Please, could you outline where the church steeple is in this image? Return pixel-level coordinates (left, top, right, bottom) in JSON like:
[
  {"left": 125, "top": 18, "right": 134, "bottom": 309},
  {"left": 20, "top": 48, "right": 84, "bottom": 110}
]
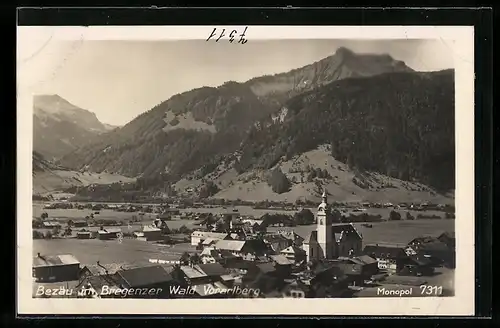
[{"left": 315, "top": 188, "right": 333, "bottom": 260}]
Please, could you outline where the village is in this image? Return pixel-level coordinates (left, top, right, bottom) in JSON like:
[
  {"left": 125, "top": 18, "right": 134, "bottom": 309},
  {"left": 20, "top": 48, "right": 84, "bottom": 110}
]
[{"left": 32, "top": 191, "right": 456, "bottom": 299}]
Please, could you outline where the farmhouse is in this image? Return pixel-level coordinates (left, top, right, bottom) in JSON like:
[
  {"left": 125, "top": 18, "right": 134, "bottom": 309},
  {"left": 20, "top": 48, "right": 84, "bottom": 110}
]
[
  {"left": 73, "top": 220, "right": 88, "bottom": 228},
  {"left": 362, "top": 244, "right": 408, "bottom": 273},
  {"left": 97, "top": 227, "right": 122, "bottom": 240},
  {"left": 33, "top": 253, "right": 81, "bottom": 282},
  {"left": 200, "top": 247, "right": 240, "bottom": 265},
  {"left": 437, "top": 231, "right": 455, "bottom": 249},
  {"left": 114, "top": 265, "right": 174, "bottom": 298},
  {"left": 212, "top": 239, "right": 268, "bottom": 260},
  {"left": 280, "top": 245, "right": 307, "bottom": 263},
  {"left": 263, "top": 234, "right": 292, "bottom": 253},
  {"left": 277, "top": 230, "right": 305, "bottom": 246},
  {"left": 42, "top": 221, "right": 61, "bottom": 229},
  {"left": 190, "top": 231, "right": 231, "bottom": 246},
  {"left": 134, "top": 225, "right": 162, "bottom": 241},
  {"left": 76, "top": 230, "right": 92, "bottom": 239}
]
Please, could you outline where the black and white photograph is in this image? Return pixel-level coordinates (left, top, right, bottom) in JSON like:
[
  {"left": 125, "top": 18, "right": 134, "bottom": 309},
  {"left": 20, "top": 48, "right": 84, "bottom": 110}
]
[{"left": 17, "top": 25, "right": 475, "bottom": 316}]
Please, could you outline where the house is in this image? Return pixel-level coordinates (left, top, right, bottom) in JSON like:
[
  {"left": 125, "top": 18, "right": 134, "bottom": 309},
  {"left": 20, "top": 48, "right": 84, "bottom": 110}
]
[
  {"left": 408, "top": 234, "right": 455, "bottom": 268},
  {"left": 362, "top": 244, "right": 409, "bottom": 273},
  {"left": 33, "top": 253, "right": 81, "bottom": 282},
  {"left": 76, "top": 231, "right": 92, "bottom": 239},
  {"left": 354, "top": 255, "right": 379, "bottom": 276},
  {"left": 243, "top": 270, "right": 286, "bottom": 298},
  {"left": 241, "top": 219, "right": 266, "bottom": 233},
  {"left": 97, "top": 227, "right": 122, "bottom": 240},
  {"left": 153, "top": 219, "right": 171, "bottom": 234},
  {"left": 277, "top": 230, "right": 305, "bottom": 246},
  {"left": 201, "top": 238, "right": 218, "bottom": 247},
  {"left": 176, "top": 263, "right": 228, "bottom": 287},
  {"left": 157, "top": 208, "right": 181, "bottom": 220},
  {"left": 42, "top": 221, "right": 61, "bottom": 229},
  {"left": 79, "top": 262, "right": 126, "bottom": 278},
  {"left": 269, "top": 255, "right": 293, "bottom": 277},
  {"left": 399, "top": 255, "right": 435, "bottom": 276},
  {"left": 334, "top": 255, "right": 380, "bottom": 284},
  {"left": 309, "top": 261, "right": 351, "bottom": 297},
  {"left": 280, "top": 245, "right": 307, "bottom": 263},
  {"left": 134, "top": 225, "right": 162, "bottom": 241},
  {"left": 302, "top": 191, "right": 363, "bottom": 262},
  {"left": 437, "top": 231, "right": 455, "bottom": 249},
  {"left": 200, "top": 247, "right": 241, "bottom": 265},
  {"left": 263, "top": 234, "right": 293, "bottom": 253},
  {"left": 415, "top": 241, "right": 456, "bottom": 268},
  {"left": 76, "top": 273, "right": 123, "bottom": 298},
  {"left": 115, "top": 265, "right": 175, "bottom": 298},
  {"left": 212, "top": 239, "right": 269, "bottom": 260},
  {"left": 190, "top": 231, "right": 231, "bottom": 246},
  {"left": 73, "top": 220, "right": 88, "bottom": 228}
]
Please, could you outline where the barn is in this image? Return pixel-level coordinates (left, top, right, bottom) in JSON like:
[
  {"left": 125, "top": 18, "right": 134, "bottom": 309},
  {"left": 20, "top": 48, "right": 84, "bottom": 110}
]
[{"left": 33, "top": 253, "right": 81, "bottom": 282}]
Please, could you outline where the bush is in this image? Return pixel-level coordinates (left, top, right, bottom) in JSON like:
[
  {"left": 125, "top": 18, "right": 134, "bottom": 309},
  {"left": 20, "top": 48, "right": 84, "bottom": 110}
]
[
  {"left": 389, "top": 210, "right": 401, "bottom": 221},
  {"left": 178, "top": 225, "right": 192, "bottom": 234},
  {"left": 293, "top": 209, "right": 315, "bottom": 225}
]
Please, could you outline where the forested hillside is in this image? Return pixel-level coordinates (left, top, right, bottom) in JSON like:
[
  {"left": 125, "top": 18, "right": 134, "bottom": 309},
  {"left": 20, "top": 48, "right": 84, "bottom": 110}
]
[
  {"left": 236, "top": 69, "right": 455, "bottom": 192},
  {"left": 57, "top": 49, "right": 453, "bottom": 197}
]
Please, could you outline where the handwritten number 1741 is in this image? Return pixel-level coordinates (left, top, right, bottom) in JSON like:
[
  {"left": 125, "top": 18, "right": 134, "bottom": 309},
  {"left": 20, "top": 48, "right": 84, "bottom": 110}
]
[{"left": 207, "top": 27, "right": 248, "bottom": 44}]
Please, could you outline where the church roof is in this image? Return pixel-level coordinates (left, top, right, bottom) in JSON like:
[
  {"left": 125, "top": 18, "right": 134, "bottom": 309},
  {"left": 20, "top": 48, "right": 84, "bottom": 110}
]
[
  {"left": 303, "top": 231, "right": 317, "bottom": 244},
  {"left": 303, "top": 223, "right": 362, "bottom": 244}
]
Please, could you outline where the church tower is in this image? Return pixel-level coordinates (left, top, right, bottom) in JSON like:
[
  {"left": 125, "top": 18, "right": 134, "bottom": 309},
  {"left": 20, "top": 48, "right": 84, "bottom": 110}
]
[{"left": 316, "top": 190, "right": 334, "bottom": 259}]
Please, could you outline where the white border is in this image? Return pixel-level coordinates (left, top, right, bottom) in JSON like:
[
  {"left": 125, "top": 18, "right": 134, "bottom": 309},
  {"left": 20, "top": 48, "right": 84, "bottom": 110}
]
[{"left": 17, "top": 26, "right": 475, "bottom": 316}]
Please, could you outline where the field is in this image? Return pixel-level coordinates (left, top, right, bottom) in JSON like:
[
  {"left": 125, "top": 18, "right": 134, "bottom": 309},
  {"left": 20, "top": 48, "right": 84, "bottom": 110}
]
[
  {"left": 268, "top": 219, "right": 455, "bottom": 246},
  {"left": 33, "top": 238, "right": 197, "bottom": 268},
  {"left": 33, "top": 203, "right": 446, "bottom": 222}
]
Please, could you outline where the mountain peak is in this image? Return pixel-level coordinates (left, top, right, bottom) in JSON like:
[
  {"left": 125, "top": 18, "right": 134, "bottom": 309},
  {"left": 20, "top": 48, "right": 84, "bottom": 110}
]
[{"left": 335, "top": 46, "right": 355, "bottom": 57}]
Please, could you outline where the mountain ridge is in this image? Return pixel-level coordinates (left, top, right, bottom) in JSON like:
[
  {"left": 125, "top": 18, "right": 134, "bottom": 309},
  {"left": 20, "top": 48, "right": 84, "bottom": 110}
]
[
  {"left": 33, "top": 94, "right": 117, "bottom": 160},
  {"left": 56, "top": 48, "right": 454, "bottom": 202}
]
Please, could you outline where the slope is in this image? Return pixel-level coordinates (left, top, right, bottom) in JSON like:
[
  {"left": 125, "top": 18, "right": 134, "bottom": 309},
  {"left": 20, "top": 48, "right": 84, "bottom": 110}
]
[
  {"left": 236, "top": 69, "right": 455, "bottom": 193},
  {"left": 58, "top": 48, "right": 415, "bottom": 183},
  {"left": 174, "top": 145, "right": 453, "bottom": 204},
  {"left": 32, "top": 151, "right": 135, "bottom": 195},
  {"left": 33, "top": 95, "right": 116, "bottom": 160}
]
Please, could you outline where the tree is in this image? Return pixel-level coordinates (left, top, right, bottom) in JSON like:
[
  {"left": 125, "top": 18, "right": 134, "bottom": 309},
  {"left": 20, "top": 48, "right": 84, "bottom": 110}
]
[
  {"left": 293, "top": 208, "right": 315, "bottom": 225},
  {"left": 389, "top": 210, "right": 402, "bottom": 221},
  {"left": 52, "top": 226, "right": 61, "bottom": 237},
  {"left": 189, "top": 253, "right": 201, "bottom": 265},
  {"left": 180, "top": 252, "right": 190, "bottom": 265},
  {"left": 266, "top": 168, "right": 291, "bottom": 194},
  {"left": 41, "top": 212, "right": 48, "bottom": 220},
  {"left": 178, "top": 225, "right": 192, "bottom": 234}
]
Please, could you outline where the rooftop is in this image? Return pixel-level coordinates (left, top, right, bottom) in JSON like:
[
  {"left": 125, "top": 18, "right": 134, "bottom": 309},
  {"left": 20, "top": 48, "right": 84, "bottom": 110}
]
[
  {"left": 196, "top": 263, "right": 227, "bottom": 277},
  {"left": 33, "top": 254, "right": 80, "bottom": 268},
  {"left": 213, "top": 240, "right": 246, "bottom": 252},
  {"left": 180, "top": 265, "right": 208, "bottom": 279},
  {"left": 117, "top": 265, "right": 173, "bottom": 288},
  {"left": 191, "top": 231, "right": 229, "bottom": 239}
]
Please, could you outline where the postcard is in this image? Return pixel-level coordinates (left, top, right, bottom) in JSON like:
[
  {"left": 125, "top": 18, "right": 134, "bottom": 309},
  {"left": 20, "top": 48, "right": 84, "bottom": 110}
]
[{"left": 17, "top": 25, "right": 474, "bottom": 316}]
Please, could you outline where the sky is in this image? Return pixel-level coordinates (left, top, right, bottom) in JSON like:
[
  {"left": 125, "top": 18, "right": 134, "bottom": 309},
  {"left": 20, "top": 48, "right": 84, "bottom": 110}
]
[{"left": 17, "top": 38, "right": 455, "bottom": 126}]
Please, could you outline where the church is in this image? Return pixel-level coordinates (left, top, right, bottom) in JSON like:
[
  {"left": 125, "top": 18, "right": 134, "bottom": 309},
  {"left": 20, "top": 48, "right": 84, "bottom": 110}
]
[{"left": 302, "top": 190, "right": 363, "bottom": 262}]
